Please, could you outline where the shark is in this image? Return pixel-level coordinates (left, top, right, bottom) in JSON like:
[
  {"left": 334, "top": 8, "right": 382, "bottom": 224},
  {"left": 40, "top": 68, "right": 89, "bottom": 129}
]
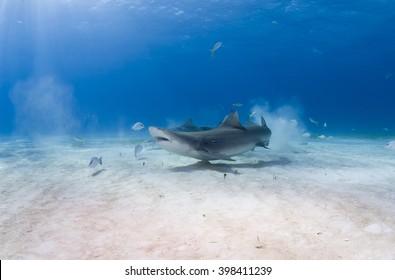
[{"left": 148, "top": 111, "right": 271, "bottom": 161}]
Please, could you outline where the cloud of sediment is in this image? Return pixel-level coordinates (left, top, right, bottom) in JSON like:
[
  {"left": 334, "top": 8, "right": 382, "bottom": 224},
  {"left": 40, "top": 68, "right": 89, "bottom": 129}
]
[
  {"left": 250, "top": 99, "right": 304, "bottom": 150},
  {"left": 9, "top": 76, "right": 80, "bottom": 135}
]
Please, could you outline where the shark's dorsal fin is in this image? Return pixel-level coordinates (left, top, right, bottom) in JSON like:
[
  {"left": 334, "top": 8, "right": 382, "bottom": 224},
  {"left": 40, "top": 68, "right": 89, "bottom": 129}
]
[
  {"left": 182, "top": 118, "right": 196, "bottom": 129},
  {"left": 220, "top": 111, "right": 245, "bottom": 130}
]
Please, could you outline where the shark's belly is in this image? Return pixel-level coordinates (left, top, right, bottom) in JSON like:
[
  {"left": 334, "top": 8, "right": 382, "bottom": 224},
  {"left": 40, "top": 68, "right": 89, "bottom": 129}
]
[
  {"left": 169, "top": 144, "right": 250, "bottom": 161},
  {"left": 211, "top": 142, "right": 256, "bottom": 157}
]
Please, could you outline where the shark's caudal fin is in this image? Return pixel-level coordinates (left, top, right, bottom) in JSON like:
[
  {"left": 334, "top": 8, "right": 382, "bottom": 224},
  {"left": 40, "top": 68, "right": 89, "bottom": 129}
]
[
  {"left": 220, "top": 111, "right": 245, "bottom": 130},
  {"left": 246, "top": 116, "right": 269, "bottom": 128},
  {"left": 261, "top": 117, "right": 268, "bottom": 127}
]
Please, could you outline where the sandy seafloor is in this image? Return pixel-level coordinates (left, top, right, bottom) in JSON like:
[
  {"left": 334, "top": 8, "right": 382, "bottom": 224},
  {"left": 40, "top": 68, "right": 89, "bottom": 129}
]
[{"left": 1, "top": 136, "right": 395, "bottom": 260}]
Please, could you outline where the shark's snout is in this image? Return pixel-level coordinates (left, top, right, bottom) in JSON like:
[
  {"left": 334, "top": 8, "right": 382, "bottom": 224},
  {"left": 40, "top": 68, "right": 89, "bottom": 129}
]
[{"left": 148, "top": 126, "right": 171, "bottom": 142}]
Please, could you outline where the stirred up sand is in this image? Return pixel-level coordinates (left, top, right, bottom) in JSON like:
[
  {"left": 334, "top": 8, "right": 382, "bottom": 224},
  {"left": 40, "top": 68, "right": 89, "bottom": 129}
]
[{"left": 1, "top": 136, "right": 395, "bottom": 259}]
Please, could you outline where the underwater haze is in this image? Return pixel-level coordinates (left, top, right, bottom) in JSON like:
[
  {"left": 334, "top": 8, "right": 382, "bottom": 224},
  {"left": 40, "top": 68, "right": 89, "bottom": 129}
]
[
  {"left": 2, "top": 1, "right": 395, "bottom": 260},
  {"left": 1, "top": 0, "right": 395, "bottom": 136}
]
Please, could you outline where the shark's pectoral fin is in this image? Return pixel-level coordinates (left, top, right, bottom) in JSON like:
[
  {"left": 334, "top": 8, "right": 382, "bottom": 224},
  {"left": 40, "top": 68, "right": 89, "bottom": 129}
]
[{"left": 198, "top": 150, "right": 235, "bottom": 161}]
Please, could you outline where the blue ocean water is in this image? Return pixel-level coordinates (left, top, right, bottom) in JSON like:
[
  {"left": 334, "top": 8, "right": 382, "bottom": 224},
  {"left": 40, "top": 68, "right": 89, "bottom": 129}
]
[
  {"left": 2, "top": 2, "right": 395, "bottom": 261},
  {"left": 0, "top": 0, "right": 394, "bottom": 136}
]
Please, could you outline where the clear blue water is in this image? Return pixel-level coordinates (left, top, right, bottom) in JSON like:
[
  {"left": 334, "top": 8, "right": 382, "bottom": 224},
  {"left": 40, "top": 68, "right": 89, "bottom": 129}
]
[{"left": 1, "top": 0, "right": 394, "bottom": 136}]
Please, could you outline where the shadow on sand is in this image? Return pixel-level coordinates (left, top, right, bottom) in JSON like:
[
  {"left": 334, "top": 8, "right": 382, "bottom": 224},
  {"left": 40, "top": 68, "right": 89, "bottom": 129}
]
[
  {"left": 92, "top": 168, "right": 106, "bottom": 177},
  {"left": 170, "top": 157, "right": 291, "bottom": 174}
]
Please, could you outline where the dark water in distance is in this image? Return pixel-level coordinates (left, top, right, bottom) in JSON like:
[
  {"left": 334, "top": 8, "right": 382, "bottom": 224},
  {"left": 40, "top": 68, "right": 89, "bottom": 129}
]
[{"left": 1, "top": 0, "right": 394, "bottom": 136}]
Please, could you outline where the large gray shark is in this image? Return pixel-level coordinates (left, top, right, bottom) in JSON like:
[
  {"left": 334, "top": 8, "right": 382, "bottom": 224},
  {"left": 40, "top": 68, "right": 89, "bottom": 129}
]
[{"left": 148, "top": 111, "right": 271, "bottom": 161}]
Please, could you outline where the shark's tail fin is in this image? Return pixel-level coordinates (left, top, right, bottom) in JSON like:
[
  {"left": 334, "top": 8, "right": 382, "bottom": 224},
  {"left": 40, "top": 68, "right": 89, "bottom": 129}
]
[
  {"left": 261, "top": 116, "right": 272, "bottom": 140},
  {"left": 210, "top": 48, "right": 215, "bottom": 58},
  {"left": 261, "top": 116, "right": 268, "bottom": 127},
  {"left": 99, "top": 156, "right": 102, "bottom": 165}
]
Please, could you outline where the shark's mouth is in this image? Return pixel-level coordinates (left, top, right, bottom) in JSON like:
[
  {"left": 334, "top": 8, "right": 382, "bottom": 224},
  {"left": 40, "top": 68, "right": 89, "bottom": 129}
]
[{"left": 154, "top": 136, "right": 170, "bottom": 142}]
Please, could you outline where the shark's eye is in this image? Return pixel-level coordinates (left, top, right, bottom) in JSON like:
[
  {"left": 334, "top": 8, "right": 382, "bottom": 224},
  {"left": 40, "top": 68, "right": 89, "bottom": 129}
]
[{"left": 155, "top": 136, "right": 170, "bottom": 142}]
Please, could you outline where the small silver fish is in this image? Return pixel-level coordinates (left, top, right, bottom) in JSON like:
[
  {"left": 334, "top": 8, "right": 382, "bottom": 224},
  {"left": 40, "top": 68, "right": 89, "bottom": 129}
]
[
  {"left": 290, "top": 119, "right": 298, "bottom": 126},
  {"left": 88, "top": 156, "right": 102, "bottom": 167},
  {"left": 134, "top": 144, "right": 143, "bottom": 159},
  {"left": 73, "top": 136, "right": 85, "bottom": 143},
  {"left": 131, "top": 122, "right": 145, "bottom": 131},
  {"left": 309, "top": 117, "right": 319, "bottom": 126},
  {"left": 210, "top": 41, "right": 222, "bottom": 57},
  {"left": 385, "top": 141, "right": 395, "bottom": 150}
]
